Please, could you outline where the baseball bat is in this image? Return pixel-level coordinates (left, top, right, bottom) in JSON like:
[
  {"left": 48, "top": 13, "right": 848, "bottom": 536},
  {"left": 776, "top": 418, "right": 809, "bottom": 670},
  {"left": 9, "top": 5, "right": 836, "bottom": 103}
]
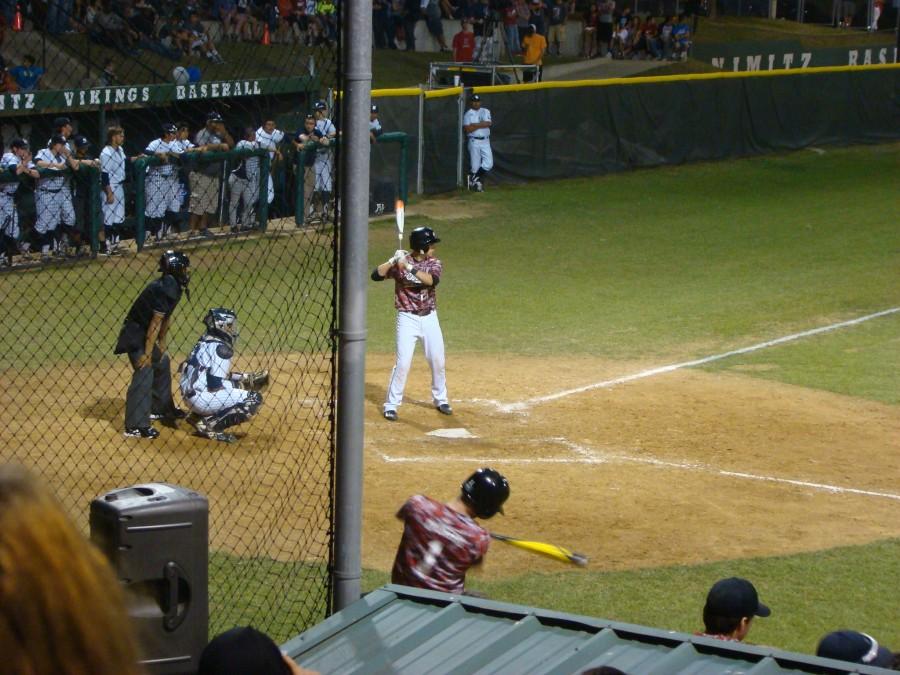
[
  {"left": 395, "top": 199, "right": 404, "bottom": 243},
  {"left": 490, "top": 533, "right": 589, "bottom": 567}
]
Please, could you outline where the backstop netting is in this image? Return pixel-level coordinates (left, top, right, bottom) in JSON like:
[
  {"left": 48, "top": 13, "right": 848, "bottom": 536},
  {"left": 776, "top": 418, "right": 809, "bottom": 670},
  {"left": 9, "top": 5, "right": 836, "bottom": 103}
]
[{"left": 0, "top": 4, "right": 340, "bottom": 640}]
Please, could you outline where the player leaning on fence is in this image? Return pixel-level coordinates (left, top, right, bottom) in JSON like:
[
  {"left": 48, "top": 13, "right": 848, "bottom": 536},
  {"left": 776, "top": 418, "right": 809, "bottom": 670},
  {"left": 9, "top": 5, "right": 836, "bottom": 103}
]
[
  {"left": 189, "top": 111, "right": 234, "bottom": 238},
  {"left": 0, "top": 139, "right": 38, "bottom": 266},
  {"left": 100, "top": 128, "right": 127, "bottom": 256}
]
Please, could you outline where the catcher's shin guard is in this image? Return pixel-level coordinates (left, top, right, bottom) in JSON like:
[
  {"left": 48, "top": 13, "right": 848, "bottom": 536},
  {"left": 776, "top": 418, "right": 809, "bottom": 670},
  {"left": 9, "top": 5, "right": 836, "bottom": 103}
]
[{"left": 206, "top": 390, "right": 263, "bottom": 431}]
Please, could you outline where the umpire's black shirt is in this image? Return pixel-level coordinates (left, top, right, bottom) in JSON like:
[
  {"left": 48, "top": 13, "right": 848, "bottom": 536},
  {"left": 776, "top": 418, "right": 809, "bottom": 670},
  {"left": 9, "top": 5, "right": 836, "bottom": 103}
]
[{"left": 114, "top": 275, "right": 182, "bottom": 354}]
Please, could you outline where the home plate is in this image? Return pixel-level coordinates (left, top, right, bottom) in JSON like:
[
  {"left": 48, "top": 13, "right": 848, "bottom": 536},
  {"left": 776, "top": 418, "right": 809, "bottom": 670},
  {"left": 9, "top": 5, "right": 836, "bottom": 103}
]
[{"left": 427, "top": 428, "right": 478, "bottom": 439}]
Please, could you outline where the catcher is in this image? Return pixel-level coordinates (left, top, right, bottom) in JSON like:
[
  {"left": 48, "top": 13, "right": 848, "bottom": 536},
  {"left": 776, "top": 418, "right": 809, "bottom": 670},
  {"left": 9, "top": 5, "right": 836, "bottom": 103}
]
[{"left": 179, "top": 308, "right": 268, "bottom": 443}]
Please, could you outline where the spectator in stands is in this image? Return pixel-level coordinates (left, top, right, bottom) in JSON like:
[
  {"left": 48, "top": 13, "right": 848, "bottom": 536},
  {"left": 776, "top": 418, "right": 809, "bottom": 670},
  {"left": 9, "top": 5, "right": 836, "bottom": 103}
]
[
  {"left": 98, "top": 57, "right": 116, "bottom": 86},
  {"left": 215, "top": 0, "right": 239, "bottom": 40},
  {"left": 372, "top": 0, "right": 394, "bottom": 48},
  {"left": 869, "top": 0, "right": 883, "bottom": 30},
  {"left": 658, "top": 16, "right": 674, "bottom": 59},
  {"left": 528, "top": 0, "right": 546, "bottom": 36},
  {"left": 184, "top": 11, "right": 226, "bottom": 64},
  {"left": 452, "top": 19, "right": 476, "bottom": 62},
  {"left": 423, "top": 0, "right": 449, "bottom": 51},
  {"left": 0, "top": 464, "right": 144, "bottom": 674},
  {"left": 840, "top": 0, "right": 855, "bottom": 26},
  {"left": 514, "top": 0, "right": 530, "bottom": 45},
  {"left": 9, "top": 54, "right": 44, "bottom": 93},
  {"left": 199, "top": 626, "right": 315, "bottom": 675},
  {"left": 628, "top": 17, "right": 645, "bottom": 58},
  {"left": 401, "top": 0, "right": 420, "bottom": 51},
  {"left": 672, "top": 13, "right": 691, "bottom": 60},
  {"left": 160, "top": 14, "right": 193, "bottom": 57},
  {"left": 816, "top": 631, "right": 895, "bottom": 668},
  {"left": 0, "top": 139, "right": 38, "bottom": 266},
  {"left": 317, "top": 0, "right": 337, "bottom": 43},
  {"left": 235, "top": 0, "right": 261, "bottom": 42},
  {"left": 643, "top": 16, "right": 662, "bottom": 60},
  {"left": 698, "top": 577, "right": 771, "bottom": 642},
  {"left": 610, "top": 18, "right": 630, "bottom": 59},
  {"left": 546, "top": 0, "right": 570, "bottom": 56},
  {"left": 581, "top": 3, "right": 598, "bottom": 58},
  {"left": 46, "top": 0, "right": 75, "bottom": 34},
  {"left": 596, "top": 0, "right": 615, "bottom": 58},
  {"left": 520, "top": 23, "right": 546, "bottom": 81},
  {"left": 469, "top": 0, "right": 491, "bottom": 59},
  {"left": 0, "top": 64, "right": 18, "bottom": 93},
  {"left": 501, "top": 0, "right": 520, "bottom": 56},
  {"left": 228, "top": 127, "right": 260, "bottom": 231},
  {"left": 189, "top": 111, "right": 233, "bottom": 236},
  {"left": 292, "top": 113, "right": 318, "bottom": 225},
  {"left": 96, "top": 4, "right": 141, "bottom": 55}
]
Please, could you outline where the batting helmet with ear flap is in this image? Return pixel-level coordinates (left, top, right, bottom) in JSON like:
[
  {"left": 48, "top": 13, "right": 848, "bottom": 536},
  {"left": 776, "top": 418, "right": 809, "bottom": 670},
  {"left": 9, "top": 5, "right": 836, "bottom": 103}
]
[
  {"left": 461, "top": 467, "right": 509, "bottom": 519},
  {"left": 409, "top": 226, "right": 440, "bottom": 252}
]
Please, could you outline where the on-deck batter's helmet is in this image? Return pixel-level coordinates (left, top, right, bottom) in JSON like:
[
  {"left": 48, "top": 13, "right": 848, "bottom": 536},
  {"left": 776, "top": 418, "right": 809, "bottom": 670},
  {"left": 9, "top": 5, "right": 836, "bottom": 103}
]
[
  {"left": 461, "top": 467, "right": 509, "bottom": 519},
  {"left": 159, "top": 250, "right": 190, "bottom": 290},
  {"left": 203, "top": 307, "right": 239, "bottom": 345},
  {"left": 409, "top": 226, "right": 440, "bottom": 253}
]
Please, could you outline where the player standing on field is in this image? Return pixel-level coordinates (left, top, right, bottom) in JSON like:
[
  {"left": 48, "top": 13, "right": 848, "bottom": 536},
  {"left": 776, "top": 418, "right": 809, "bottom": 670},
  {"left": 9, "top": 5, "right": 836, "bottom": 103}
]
[
  {"left": 392, "top": 467, "right": 510, "bottom": 594},
  {"left": 463, "top": 94, "right": 492, "bottom": 192},
  {"left": 99, "top": 127, "right": 127, "bottom": 256},
  {"left": 114, "top": 250, "right": 190, "bottom": 439},
  {"left": 372, "top": 226, "right": 452, "bottom": 421}
]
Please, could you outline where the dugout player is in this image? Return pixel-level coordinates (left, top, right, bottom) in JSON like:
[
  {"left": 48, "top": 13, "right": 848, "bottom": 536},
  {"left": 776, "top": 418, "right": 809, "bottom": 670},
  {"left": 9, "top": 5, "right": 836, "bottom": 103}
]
[
  {"left": 372, "top": 226, "right": 451, "bottom": 421},
  {"left": 179, "top": 308, "right": 266, "bottom": 444},
  {"left": 392, "top": 467, "right": 510, "bottom": 594},
  {"left": 100, "top": 126, "right": 127, "bottom": 256},
  {"left": 292, "top": 114, "right": 319, "bottom": 225},
  {"left": 0, "top": 139, "right": 38, "bottom": 266},
  {"left": 145, "top": 123, "right": 184, "bottom": 243},
  {"left": 34, "top": 135, "right": 79, "bottom": 261},
  {"left": 311, "top": 101, "right": 336, "bottom": 223},
  {"left": 114, "top": 250, "right": 190, "bottom": 439},
  {"left": 463, "top": 94, "right": 492, "bottom": 192}
]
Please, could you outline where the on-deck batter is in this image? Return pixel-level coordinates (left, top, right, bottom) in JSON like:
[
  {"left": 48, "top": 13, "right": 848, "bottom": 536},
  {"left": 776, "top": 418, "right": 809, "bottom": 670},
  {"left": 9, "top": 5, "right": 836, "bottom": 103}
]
[{"left": 372, "top": 226, "right": 451, "bottom": 421}]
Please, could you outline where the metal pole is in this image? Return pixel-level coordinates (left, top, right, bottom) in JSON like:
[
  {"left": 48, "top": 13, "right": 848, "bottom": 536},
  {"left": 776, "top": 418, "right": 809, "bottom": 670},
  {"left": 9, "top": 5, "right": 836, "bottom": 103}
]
[
  {"left": 332, "top": 0, "right": 372, "bottom": 613},
  {"left": 416, "top": 86, "right": 425, "bottom": 194}
]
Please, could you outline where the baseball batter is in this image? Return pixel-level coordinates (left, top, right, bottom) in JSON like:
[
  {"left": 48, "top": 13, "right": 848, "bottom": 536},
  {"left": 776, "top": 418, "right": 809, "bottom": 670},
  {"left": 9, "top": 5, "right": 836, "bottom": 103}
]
[
  {"left": 0, "top": 139, "right": 38, "bottom": 264},
  {"left": 392, "top": 467, "right": 510, "bottom": 594},
  {"left": 100, "top": 126, "right": 127, "bottom": 256},
  {"left": 462, "top": 94, "right": 492, "bottom": 192},
  {"left": 145, "top": 124, "right": 183, "bottom": 242},
  {"left": 371, "top": 226, "right": 451, "bottom": 421},
  {"left": 179, "top": 308, "right": 265, "bottom": 443},
  {"left": 34, "top": 135, "right": 78, "bottom": 261}
]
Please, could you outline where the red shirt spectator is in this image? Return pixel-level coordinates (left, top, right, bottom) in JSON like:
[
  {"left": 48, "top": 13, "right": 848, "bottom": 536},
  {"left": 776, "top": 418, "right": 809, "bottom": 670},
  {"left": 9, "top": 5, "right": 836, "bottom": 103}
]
[{"left": 452, "top": 20, "right": 476, "bottom": 62}]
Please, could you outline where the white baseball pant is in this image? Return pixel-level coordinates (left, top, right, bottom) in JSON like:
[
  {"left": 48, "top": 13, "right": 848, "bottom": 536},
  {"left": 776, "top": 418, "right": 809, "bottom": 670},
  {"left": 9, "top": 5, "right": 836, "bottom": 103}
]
[
  {"left": 468, "top": 137, "right": 493, "bottom": 174},
  {"left": 102, "top": 184, "right": 125, "bottom": 226},
  {"left": 35, "top": 188, "right": 75, "bottom": 234},
  {"left": 183, "top": 383, "right": 252, "bottom": 416},
  {"left": 145, "top": 173, "right": 181, "bottom": 218},
  {"left": 384, "top": 310, "right": 449, "bottom": 412},
  {"left": 0, "top": 194, "right": 19, "bottom": 239}
]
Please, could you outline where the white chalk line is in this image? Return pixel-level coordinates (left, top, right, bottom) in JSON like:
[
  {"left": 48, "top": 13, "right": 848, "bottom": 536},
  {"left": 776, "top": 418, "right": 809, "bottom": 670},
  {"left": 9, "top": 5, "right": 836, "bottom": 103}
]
[
  {"left": 481, "top": 307, "right": 900, "bottom": 412},
  {"left": 377, "top": 436, "right": 900, "bottom": 502}
]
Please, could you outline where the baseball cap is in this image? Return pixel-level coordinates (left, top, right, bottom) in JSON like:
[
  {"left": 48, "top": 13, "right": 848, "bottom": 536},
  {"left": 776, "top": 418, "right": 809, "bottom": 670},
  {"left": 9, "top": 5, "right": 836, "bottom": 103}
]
[
  {"left": 162, "top": 123, "right": 177, "bottom": 134},
  {"left": 48, "top": 134, "right": 67, "bottom": 147},
  {"left": 704, "top": 578, "right": 770, "bottom": 618},
  {"left": 53, "top": 116, "right": 72, "bottom": 128},
  {"left": 73, "top": 135, "right": 90, "bottom": 149},
  {"left": 198, "top": 626, "right": 290, "bottom": 675},
  {"left": 206, "top": 111, "right": 224, "bottom": 123},
  {"left": 303, "top": 113, "right": 315, "bottom": 121},
  {"left": 10, "top": 138, "right": 29, "bottom": 150},
  {"left": 470, "top": 94, "right": 481, "bottom": 102},
  {"left": 817, "top": 631, "right": 894, "bottom": 667},
  {"left": 314, "top": 100, "right": 327, "bottom": 111},
  {"left": 371, "top": 104, "right": 379, "bottom": 113}
]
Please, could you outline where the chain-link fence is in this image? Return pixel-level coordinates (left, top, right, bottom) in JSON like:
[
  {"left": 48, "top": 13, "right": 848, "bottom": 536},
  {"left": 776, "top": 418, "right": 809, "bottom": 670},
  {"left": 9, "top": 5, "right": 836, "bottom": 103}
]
[{"left": 0, "top": 1, "right": 340, "bottom": 643}]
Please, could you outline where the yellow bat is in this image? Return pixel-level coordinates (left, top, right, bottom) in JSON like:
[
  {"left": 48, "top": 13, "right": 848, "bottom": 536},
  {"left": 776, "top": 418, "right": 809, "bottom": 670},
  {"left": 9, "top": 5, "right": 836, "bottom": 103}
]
[{"left": 490, "top": 533, "right": 588, "bottom": 567}]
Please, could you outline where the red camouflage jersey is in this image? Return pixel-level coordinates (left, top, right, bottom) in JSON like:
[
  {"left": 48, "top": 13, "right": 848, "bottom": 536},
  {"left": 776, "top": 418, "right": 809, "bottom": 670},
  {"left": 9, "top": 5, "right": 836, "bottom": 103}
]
[
  {"left": 387, "top": 254, "right": 442, "bottom": 314},
  {"left": 391, "top": 495, "right": 491, "bottom": 593}
]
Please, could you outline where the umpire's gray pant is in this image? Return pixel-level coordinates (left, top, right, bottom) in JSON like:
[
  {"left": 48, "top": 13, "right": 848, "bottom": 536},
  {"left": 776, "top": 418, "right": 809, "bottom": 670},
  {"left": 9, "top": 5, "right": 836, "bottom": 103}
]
[{"left": 125, "top": 345, "right": 176, "bottom": 429}]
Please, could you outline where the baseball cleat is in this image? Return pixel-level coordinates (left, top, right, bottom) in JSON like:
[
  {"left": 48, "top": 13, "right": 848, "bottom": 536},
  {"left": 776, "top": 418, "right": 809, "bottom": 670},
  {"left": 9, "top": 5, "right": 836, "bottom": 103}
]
[
  {"left": 124, "top": 426, "right": 160, "bottom": 439},
  {"left": 436, "top": 403, "right": 453, "bottom": 415},
  {"left": 383, "top": 410, "right": 398, "bottom": 421},
  {"left": 150, "top": 408, "right": 187, "bottom": 421},
  {"left": 199, "top": 430, "right": 237, "bottom": 443}
]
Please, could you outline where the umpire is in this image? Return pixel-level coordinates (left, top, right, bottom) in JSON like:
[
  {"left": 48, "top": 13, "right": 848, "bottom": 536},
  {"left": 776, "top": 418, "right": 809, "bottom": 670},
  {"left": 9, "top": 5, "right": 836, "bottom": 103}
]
[{"left": 114, "top": 250, "right": 190, "bottom": 439}]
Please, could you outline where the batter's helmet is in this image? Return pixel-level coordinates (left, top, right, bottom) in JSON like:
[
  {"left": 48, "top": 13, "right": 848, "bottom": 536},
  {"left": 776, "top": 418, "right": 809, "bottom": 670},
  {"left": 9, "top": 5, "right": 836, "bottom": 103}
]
[
  {"left": 203, "top": 307, "right": 239, "bottom": 345},
  {"left": 159, "top": 250, "right": 190, "bottom": 290},
  {"left": 409, "top": 226, "right": 440, "bottom": 252},
  {"left": 461, "top": 467, "right": 509, "bottom": 519}
]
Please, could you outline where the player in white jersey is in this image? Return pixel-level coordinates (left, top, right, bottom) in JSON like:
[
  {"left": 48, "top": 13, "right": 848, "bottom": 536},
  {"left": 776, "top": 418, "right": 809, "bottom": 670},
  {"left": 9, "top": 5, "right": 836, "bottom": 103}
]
[
  {"left": 462, "top": 94, "right": 493, "bottom": 192},
  {"left": 179, "top": 308, "right": 265, "bottom": 443},
  {"left": 311, "top": 100, "right": 337, "bottom": 221},
  {"left": 34, "top": 135, "right": 78, "bottom": 261},
  {"left": 227, "top": 127, "right": 260, "bottom": 231},
  {"left": 145, "top": 123, "right": 183, "bottom": 242},
  {"left": 255, "top": 119, "right": 284, "bottom": 206},
  {"left": 369, "top": 104, "right": 383, "bottom": 143},
  {"left": 100, "top": 126, "right": 127, "bottom": 256},
  {"left": 0, "top": 139, "right": 39, "bottom": 265}
]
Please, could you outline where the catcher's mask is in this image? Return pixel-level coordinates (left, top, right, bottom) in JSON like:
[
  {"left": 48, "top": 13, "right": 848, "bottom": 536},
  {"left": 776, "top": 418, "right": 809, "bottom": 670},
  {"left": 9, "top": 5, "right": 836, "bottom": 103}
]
[
  {"left": 409, "top": 226, "right": 440, "bottom": 253},
  {"left": 203, "top": 308, "right": 239, "bottom": 346},
  {"left": 159, "top": 250, "right": 191, "bottom": 294},
  {"left": 461, "top": 467, "right": 509, "bottom": 519}
]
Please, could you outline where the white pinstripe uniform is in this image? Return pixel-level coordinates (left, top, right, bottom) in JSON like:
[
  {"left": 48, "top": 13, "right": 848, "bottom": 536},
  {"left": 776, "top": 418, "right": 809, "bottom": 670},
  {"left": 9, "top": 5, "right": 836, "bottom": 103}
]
[
  {"left": 144, "top": 138, "right": 182, "bottom": 218},
  {"left": 0, "top": 152, "right": 27, "bottom": 240},
  {"left": 255, "top": 126, "right": 284, "bottom": 204},
  {"left": 228, "top": 139, "right": 260, "bottom": 228},
  {"left": 463, "top": 104, "right": 493, "bottom": 176},
  {"left": 173, "top": 137, "right": 195, "bottom": 209},
  {"left": 33, "top": 147, "right": 75, "bottom": 235},
  {"left": 313, "top": 117, "right": 336, "bottom": 192},
  {"left": 99, "top": 145, "right": 127, "bottom": 226}
]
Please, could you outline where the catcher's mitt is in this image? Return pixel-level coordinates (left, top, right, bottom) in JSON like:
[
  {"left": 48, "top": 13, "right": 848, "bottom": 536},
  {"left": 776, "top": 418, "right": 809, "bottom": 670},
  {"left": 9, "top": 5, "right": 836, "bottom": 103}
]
[{"left": 236, "top": 369, "right": 270, "bottom": 391}]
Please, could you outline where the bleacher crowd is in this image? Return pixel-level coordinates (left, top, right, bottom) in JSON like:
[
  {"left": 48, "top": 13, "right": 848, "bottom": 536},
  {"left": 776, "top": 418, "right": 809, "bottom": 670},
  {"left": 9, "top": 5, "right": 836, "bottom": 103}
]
[{"left": 0, "top": 104, "right": 338, "bottom": 267}]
